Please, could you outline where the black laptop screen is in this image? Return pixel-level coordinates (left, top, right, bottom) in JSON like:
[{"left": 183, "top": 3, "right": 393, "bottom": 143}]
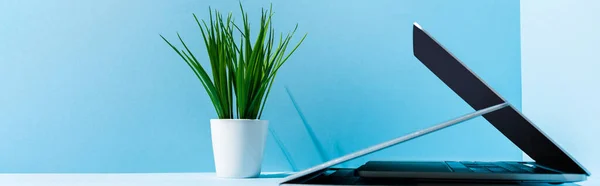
[{"left": 412, "top": 23, "right": 588, "bottom": 175}]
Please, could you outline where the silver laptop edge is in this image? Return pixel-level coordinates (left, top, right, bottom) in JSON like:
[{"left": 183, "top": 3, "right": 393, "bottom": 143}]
[{"left": 280, "top": 102, "right": 509, "bottom": 184}]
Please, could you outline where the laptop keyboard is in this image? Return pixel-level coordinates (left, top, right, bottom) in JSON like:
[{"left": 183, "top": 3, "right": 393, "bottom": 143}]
[{"left": 447, "top": 161, "right": 535, "bottom": 173}]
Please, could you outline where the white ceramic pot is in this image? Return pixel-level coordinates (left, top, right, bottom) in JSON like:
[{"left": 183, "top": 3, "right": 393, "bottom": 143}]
[{"left": 210, "top": 119, "right": 268, "bottom": 178}]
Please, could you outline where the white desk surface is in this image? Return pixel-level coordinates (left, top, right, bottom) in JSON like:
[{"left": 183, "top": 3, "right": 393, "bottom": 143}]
[
  {"left": 0, "top": 173, "right": 581, "bottom": 186},
  {"left": 0, "top": 173, "right": 288, "bottom": 186}
]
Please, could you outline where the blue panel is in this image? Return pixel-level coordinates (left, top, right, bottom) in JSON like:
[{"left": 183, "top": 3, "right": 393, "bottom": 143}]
[
  {"left": 521, "top": 0, "right": 600, "bottom": 184},
  {"left": 0, "top": 0, "right": 521, "bottom": 172}
]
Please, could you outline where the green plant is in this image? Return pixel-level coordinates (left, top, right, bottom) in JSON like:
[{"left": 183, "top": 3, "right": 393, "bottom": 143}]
[{"left": 161, "top": 4, "right": 306, "bottom": 119}]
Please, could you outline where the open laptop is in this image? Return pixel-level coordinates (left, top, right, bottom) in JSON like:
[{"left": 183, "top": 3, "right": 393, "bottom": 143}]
[{"left": 279, "top": 22, "right": 590, "bottom": 185}]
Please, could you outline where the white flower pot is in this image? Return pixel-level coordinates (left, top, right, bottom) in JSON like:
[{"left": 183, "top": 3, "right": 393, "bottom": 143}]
[{"left": 210, "top": 119, "right": 268, "bottom": 178}]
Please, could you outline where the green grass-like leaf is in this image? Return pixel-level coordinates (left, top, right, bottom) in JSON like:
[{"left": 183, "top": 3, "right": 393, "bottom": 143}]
[{"left": 161, "top": 3, "right": 306, "bottom": 119}]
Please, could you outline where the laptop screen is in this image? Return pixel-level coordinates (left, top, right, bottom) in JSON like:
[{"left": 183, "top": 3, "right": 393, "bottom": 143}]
[{"left": 412, "top": 23, "right": 589, "bottom": 175}]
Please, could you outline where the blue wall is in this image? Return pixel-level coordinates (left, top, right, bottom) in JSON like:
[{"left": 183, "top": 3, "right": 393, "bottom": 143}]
[
  {"left": 521, "top": 0, "right": 599, "bottom": 184},
  {"left": 0, "top": 0, "right": 521, "bottom": 173}
]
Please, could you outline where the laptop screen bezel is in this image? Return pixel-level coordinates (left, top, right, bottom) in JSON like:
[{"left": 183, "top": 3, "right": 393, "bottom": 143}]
[{"left": 412, "top": 22, "right": 589, "bottom": 175}]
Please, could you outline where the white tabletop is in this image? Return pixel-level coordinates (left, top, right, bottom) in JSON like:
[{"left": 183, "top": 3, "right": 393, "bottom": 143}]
[
  {"left": 0, "top": 173, "right": 289, "bottom": 186},
  {"left": 0, "top": 173, "right": 582, "bottom": 186}
]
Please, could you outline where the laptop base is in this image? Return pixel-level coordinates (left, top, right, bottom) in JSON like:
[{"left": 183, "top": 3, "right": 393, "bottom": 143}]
[
  {"left": 356, "top": 161, "right": 584, "bottom": 183},
  {"left": 282, "top": 168, "right": 580, "bottom": 186}
]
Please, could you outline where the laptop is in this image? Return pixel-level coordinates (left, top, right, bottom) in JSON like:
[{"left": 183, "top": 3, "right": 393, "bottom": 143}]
[{"left": 279, "top": 22, "right": 590, "bottom": 185}]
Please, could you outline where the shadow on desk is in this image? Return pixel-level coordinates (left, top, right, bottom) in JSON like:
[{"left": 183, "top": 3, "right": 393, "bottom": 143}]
[
  {"left": 259, "top": 172, "right": 294, "bottom": 179},
  {"left": 272, "top": 172, "right": 580, "bottom": 186},
  {"left": 295, "top": 172, "right": 581, "bottom": 186},
  {"left": 329, "top": 178, "right": 580, "bottom": 186},
  {"left": 382, "top": 183, "right": 579, "bottom": 186}
]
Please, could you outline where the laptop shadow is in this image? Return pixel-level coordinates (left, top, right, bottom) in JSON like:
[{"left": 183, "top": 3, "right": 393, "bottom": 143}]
[{"left": 259, "top": 172, "right": 294, "bottom": 179}]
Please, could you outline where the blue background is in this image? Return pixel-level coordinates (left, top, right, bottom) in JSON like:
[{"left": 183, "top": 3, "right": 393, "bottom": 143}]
[
  {"left": 521, "top": 0, "right": 599, "bottom": 184},
  {"left": 0, "top": 0, "right": 521, "bottom": 173}
]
